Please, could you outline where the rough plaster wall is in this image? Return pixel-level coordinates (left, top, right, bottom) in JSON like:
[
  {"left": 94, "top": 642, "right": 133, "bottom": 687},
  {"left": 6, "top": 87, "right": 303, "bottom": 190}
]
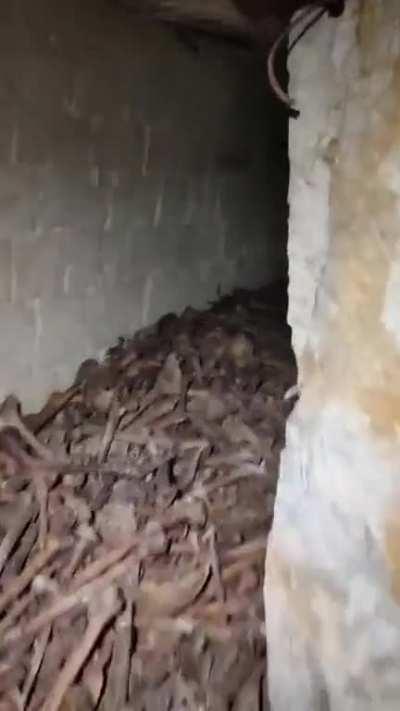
[
  {"left": 265, "top": 1, "right": 400, "bottom": 709},
  {"left": 0, "top": 0, "right": 287, "bottom": 411}
]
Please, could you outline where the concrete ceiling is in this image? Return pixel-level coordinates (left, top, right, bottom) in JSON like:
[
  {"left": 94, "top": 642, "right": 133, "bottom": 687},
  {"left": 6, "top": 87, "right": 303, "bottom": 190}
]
[{"left": 115, "top": 0, "right": 345, "bottom": 45}]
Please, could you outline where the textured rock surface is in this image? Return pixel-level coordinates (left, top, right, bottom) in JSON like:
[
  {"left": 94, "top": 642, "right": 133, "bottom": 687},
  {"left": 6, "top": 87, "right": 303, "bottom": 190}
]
[
  {"left": 0, "top": 0, "right": 287, "bottom": 410},
  {"left": 266, "top": 1, "right": 400, "bottom": 709}
]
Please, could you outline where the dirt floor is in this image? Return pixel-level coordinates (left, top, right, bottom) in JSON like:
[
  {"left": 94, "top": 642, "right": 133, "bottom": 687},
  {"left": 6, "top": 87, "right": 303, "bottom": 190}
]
[{"left": 0, "top": 281, "right": 295, "bottom": 711}]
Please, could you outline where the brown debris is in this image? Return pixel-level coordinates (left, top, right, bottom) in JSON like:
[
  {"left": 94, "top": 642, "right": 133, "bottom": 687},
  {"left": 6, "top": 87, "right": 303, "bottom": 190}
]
[{"left": 0, "top": 283, "right": 295, "bottom": 710}]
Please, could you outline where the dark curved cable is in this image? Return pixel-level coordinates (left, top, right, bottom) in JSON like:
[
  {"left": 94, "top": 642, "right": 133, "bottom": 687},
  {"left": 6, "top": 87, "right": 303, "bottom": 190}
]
[
  {"left": 267, "top": 3, "right": 328, "bottom": 117},
  {"left": 288, "top": 5, "right": 326, "bottom": 53}
]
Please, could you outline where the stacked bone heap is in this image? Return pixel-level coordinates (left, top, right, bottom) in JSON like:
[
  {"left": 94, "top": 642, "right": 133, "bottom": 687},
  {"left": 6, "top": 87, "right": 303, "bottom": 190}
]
[{"left": 0, "top": 283, "right": 295, "bottom": 711}]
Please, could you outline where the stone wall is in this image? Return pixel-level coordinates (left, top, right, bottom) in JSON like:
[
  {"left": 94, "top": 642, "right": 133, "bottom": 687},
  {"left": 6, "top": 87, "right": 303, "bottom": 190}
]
[
  {"left": 265, "top": 1, "right": 400, "bottom": 709},
  {"left": 0, "top": 0, "right": 287, "bottom": 410}
]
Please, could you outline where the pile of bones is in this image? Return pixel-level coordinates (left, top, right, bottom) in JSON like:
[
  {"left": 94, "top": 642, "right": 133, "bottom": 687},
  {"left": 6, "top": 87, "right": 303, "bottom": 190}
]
[{"left": 0, "top": 284, "right": 295, "bottom": 711}]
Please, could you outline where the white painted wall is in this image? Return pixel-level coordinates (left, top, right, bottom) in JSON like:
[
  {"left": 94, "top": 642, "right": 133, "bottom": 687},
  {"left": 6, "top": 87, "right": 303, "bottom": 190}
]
[{"left": 0, "top": 0, "right": 288, "bottom": 411}]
